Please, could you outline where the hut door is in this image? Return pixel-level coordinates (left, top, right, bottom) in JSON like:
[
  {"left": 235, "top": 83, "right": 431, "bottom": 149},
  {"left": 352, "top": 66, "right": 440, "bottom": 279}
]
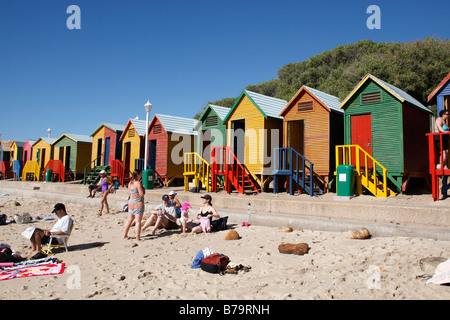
[
  {"left": 124, "top": 142, "right": 131, "bottom": 173},
  {"left": 96, "top": 139, "right": 103, "bottom": 166},
  {"left": 351, "top": 114, "right": 372, "bottom": 168},
  {"left": 231, "top": 119, "right": 245, "bottom": 164},
  {"left": 287, "top": 120, "right": 304, "bottom": 156},
  {"left": 202, "top": 130, "right": 211, "bottom": 163},
  {"left": 104, "top": 138, "right": 110, "bottom": 166},
  {"left": 149, "top": 140, "right": 157, "bottom": 170},
  {"left": 65, "top": 146, "right": 71, "bottom": 171}
]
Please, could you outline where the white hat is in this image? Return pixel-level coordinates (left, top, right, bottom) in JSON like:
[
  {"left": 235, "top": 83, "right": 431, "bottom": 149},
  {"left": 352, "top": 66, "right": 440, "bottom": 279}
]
[
  {"left": 100, "top": 170, "right": 106, "bottom": 174},
  {"left": 169, "top": 191, "right": 177, "bottom": 195}
]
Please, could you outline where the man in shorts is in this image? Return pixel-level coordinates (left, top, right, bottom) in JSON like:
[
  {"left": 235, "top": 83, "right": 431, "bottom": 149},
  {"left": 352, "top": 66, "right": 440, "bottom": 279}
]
[
  {"left": 26, "top": 203, "right": 74, "bottom": 259},
  {"left": 141, "top": 195, "right": 178, "bottom": 235}
]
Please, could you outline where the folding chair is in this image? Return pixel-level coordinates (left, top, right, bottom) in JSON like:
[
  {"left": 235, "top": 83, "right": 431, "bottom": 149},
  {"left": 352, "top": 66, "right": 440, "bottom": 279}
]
[{"left": 43, "top": 223, "right": 74, "bottom": 255}]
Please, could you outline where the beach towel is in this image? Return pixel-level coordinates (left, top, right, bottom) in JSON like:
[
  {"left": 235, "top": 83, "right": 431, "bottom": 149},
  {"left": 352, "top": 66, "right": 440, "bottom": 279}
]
[{"left": 0, "top": 258, "right": 65, "bottom": 281}]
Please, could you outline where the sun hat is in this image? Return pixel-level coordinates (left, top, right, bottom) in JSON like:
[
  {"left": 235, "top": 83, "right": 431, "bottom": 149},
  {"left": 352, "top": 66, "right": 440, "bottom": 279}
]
[
  {"left": 182, "top": 202, "right": 192, "bottom": 211},
  {"left": 100, "top": 170, "right": 106, "bottom": 174},
  {"left": 169, "top": 191, "right": 177, "bottom": 196}
]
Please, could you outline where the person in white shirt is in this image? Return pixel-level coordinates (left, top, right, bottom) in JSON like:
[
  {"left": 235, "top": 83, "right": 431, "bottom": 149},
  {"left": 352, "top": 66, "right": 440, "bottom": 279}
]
[
  {"left": 141, "top": 195, "right": 178, "bottom": 235},
  {"left": 26, "top": 203, "right": 73, "bottom": 259}
]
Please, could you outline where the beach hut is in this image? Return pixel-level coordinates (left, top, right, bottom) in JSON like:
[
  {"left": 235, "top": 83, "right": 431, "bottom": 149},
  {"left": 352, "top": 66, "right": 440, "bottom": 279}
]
[
  {"left": 119, "top": 118, "right": 147, "bottom": 174},
  {"left": 338, "top": 74, "right": 433, "bottom": 195},
  {"left": 428, "top": 71, "right": 450, "bottom": 115},
  {"left": 10, "top": 141, "right": 26, "bottom": 164},
  {"left": 275, "top": 86, "right": 343, "bottom": 195},
  {"left": 194, "top": 104, "right": 229, "bottom": 163},
  {"left": 0, "top": 141, "right": 12, "bottom": 162},
  {"left": 90, "top": 123, "right": 125, "bottom": 167},
  {"left": 221, "top": 90, "right": 287, "bottom": 192},
  {"left": 23, "top": 140, "right": 36, "bottom": 165},
  {"left": 147, "top": 114, "right": 197, "bottom": 186},
  {"left": 0, "top": 141, "right": 13, "bottom": 179},
  {"left": 52, "top": 134, "right": 93, "bottom": 180},
  {"left": 31, "top": 137, "right": 56, "bottom": 172}
]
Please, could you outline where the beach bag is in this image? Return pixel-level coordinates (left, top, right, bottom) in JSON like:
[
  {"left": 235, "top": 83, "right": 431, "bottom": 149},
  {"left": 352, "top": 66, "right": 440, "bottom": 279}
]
[
  {"left": 0, "top": 214, "right": 7, "bottom": 225},
  {"left": 211, "top": 216, "right": 228, "bottom": 232},
  {"left": 14, "top": 213, "right": 31, "bottom": 224},
  {"left": 200, "top": 253, "right": 229, "bottom": 274}
]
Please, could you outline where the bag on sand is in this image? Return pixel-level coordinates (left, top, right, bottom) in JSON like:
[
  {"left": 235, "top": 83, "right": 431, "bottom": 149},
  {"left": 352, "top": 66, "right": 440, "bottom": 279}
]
[{"left": 200, "top": 253, "right": 229, "bottom": 274}]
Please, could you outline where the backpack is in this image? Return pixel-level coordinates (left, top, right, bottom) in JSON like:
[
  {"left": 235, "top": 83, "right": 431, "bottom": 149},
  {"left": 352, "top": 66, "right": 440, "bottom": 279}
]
[
  {"left": 211, "top": 216, "right": 228, "bottom": 232},
  {"left": 200, "top": 253, "right": 229, "bottom": 274},
  {"left": 0, "top": 214, "right": 7, "bottom": 225}
]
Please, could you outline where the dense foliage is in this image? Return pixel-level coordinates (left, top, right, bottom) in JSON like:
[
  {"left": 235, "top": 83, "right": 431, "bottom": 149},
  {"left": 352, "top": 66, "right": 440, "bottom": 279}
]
[{"left": 198, "top": 37, "right": 449, "bottom": 118}]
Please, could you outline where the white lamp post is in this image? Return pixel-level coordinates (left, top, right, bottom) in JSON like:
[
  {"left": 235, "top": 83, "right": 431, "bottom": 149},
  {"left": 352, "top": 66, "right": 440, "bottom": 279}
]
[
  {"left": 47, "top": 128, "right": 51, "bottom": 138},
  {"left": 144, "top": 100, "right": 152, "bottom": 170}
]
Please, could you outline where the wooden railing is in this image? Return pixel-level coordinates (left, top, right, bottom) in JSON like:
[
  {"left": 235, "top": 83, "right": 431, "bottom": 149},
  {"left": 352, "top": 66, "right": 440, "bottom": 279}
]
[
  {"left": 426, "top": 132, "right": 450, "bottom": 201},
  {"left": 272, "top": 147, "right": 322, "bottom": 196},
  {"left": 110, "top": 159, "right": 127, "bottom": 187},
  {"left": 335, "top": 145, "right": 394, "bottom": 198},
  {"left": 183, "top": 152, "right": 211, "bottom": 192},
  {"left": 211, "top": 146, "right": 258, "bottom": 194},
  {"left": 21, "top": 160, "right": 40, "bottom": 182}
]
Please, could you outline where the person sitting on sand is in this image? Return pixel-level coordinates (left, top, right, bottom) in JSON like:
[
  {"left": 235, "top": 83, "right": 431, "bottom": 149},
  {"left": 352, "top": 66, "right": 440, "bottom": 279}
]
[
  {"left": 87, "top": 180, "right": 101, "bottom": 198},
  {"left": 168, "top": 191, "right": 182, "bottom": 218},
  {"left": 191, "top": 194, "right": 220, "bottom": 234},
  {"left": 141, "top": 195, "right": 178, "bottom": 235},
  {"left": 25, "top": 203, "right": 73, "bottom": 259}
]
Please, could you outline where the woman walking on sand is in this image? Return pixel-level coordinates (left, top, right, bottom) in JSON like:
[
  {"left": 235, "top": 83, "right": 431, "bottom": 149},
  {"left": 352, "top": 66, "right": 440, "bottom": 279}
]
[
  {"left": 98, "top": 170, "right": 112, "bottom": 216},
  {"left": 123, "top": 170, "right": 145, "bottom": 241}
]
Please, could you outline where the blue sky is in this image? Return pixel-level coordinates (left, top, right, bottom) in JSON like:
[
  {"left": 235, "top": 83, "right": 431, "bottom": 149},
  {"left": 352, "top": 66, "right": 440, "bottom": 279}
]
[{"left": 0, "top": 0, "right": 449, "bottom": 142}]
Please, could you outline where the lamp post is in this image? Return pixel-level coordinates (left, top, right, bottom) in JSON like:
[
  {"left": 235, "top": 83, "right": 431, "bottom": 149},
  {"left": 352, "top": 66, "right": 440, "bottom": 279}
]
[{"left": 144, "top": 100, "right": 152, "bottom": 170}]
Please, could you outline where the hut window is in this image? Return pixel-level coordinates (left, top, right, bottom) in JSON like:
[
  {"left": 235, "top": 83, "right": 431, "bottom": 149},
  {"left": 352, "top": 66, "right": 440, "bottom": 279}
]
[
  {"left": 362, "top": 92, "right": 381, "bottom": 104},
  {"left": 153, "top": 124, "right": 162, "bottom": 134},
  {"left": 205, "top": 116, "right": 218, "bottom": 127},
  {"left": 128, "top": 129, "right": 135, "bottom": 138},
  {"left": 297, "top": 101, "right": 314, "bottom": 112}
]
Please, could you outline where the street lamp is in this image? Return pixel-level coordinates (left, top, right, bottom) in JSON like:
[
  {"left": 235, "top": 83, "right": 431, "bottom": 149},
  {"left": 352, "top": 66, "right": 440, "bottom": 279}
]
[{"left": 144, "top": 100, "right": 152, "bottom": 170}]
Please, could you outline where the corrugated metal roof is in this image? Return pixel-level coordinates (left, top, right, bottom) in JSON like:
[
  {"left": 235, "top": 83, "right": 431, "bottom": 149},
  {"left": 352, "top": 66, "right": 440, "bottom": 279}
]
[
  {"left": 90, "top": 122, "right": 126, "bottom": 137},
  {"left": 0, "top": 141, "right": 12, "bottom": 151},
  {"left": 209, "top": 105, "right": 230, "bottom": 120},
  {"left": 245, "top": 90, "right": 287, "bottom": 119},
  {"left": 63, "top": 134, "right": 93, "bottom": 143},
  {"left": 32, "top": 137, "right": 57, "bottom": 146},
  {"left": 304, "top": 86, "right": 343, "bottom": 113},
  {"left": 129, "top": 118, "right": 147, "bottom": 137},
  {"left": 155, "top": 114, "right": 198, "bottom": 135},
  {"left": 370, "top": 75, "right": 431, "bottom": 113},
  {"left": 12, "top": 141, "right": 27, "bottom": 148},
  {"left": 340, "top": 74, "right": 431, "bottom": 114}
]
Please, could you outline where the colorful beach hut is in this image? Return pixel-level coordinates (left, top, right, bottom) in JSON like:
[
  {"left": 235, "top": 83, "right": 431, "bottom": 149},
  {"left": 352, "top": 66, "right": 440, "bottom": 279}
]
[
  {"left": 194, "top": 104, "right": 229, "bottom": 163},
  {"left": 147, "top": 114, "right": 197, "bottom": 186},
  {"left": 275, "top": 86, "right": 343, "bottom": 194},
  {"left": 52, "top": 134, "right": 93, "bottom": 180},
  {"left": 31, "top": 137, "right": 56, "bottom": 172},
  {"left": 221, "top": 90, "right": 287, "bottom": 192},
  {"left": 10, "top": 141, "right": 26, "bottom": 165},
  {"left": 0, "top": 141, "right": 13, "bottom": 179},
  {"left": 338, "top": 74, "right": 432, "bottom": 195},
  {"left": 23, "top": 140, "right": 36, "bottom": 165},
  {"left": 428, "top": 71, "right": 450, "bottom": 114},
  {"left": 119, "top": 118, "right": 147, "bottom": 174},
  {"left": 90, "top": 123, "right": 125, "bottom": 167}
]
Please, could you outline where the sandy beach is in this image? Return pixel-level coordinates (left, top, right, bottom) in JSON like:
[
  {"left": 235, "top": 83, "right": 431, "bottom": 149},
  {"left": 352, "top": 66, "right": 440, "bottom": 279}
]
[{"left": 0, "top": 191, "right": 449, "bottom": 301}]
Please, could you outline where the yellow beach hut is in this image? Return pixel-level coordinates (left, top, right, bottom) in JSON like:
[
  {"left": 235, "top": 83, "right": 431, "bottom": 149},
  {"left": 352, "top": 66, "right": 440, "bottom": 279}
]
[
  {"left": 221, "top": 90, "right": 287, "bottom": 192},
  {"left": 31, "top": 137, "right": 56, "bottom": 172},
  {"left": 119, "top": 118, "right": 147, "bottom": 174}
]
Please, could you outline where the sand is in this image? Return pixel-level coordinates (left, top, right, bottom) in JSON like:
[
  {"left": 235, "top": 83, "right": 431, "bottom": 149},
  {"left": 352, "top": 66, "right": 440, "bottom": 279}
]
[{"left": 0, "top": 193, "right": 449, "bottom": 300}]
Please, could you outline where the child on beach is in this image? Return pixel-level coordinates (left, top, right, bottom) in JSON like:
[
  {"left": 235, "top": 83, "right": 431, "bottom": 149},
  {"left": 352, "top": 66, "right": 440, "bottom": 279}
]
[{"left": 180, "top": 202, "right": 192, "bottom": 233}]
